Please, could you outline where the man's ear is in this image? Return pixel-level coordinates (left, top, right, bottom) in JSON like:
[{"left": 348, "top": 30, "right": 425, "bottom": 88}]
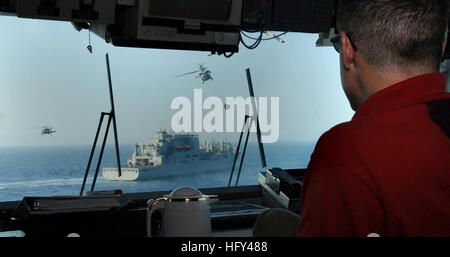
[
  {"left": 340, "top": 31, "right": 357, "bottom": 71},
  {"left": 443, "top": 26, "right": 448, "bottom": 58},
  {"left": 443, "top": 41, "right": 447, "bottom": 60}
]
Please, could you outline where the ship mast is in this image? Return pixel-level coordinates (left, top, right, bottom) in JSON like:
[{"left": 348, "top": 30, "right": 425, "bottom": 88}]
[
  {"left": 228, "top": 68, "right": 267, "bottom": 187},
  {"left": 80, "top": 53, "right": 122, "bottom": 195}
]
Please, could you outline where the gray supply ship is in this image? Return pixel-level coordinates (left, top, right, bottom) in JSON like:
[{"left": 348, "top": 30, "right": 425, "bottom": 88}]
[{"left": 102, "top": 130, "right": 235, "bottom": 181}]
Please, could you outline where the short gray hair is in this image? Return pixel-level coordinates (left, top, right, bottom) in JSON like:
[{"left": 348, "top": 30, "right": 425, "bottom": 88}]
[{"left": 337, "top": 0, "right": 449, "bottom": 71}]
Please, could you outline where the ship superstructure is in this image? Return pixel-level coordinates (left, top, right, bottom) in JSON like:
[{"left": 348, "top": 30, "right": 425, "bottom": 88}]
[{"left": 103, "top": 130, "right": 235, "bottom": 181}]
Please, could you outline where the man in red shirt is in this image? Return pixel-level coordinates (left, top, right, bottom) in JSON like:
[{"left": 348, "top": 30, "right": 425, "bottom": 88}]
[{"left": 296, "top": 0, "right": 450, "bottom": 236}]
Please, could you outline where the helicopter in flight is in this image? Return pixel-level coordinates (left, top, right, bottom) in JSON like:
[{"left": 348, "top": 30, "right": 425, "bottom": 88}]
[
  {"left": 175, "top": 64, "right": 213, "bottom": 84},
  {"left": 39, "top": 126, "right": 56, "bottom": 135}
]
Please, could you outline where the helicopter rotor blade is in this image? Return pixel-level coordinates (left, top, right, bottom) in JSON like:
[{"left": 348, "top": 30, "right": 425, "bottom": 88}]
[
  {"left": 174, "top": 70, "right": 200, "bottom": 78},
  {"left": 31, "top": 126, "right": 48, "bottom": 129}
]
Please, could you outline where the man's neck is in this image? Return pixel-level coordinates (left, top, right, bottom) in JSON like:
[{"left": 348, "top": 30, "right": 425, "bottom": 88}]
[{"left": 359, "top": 64, "right": 437, "bottom": 101}]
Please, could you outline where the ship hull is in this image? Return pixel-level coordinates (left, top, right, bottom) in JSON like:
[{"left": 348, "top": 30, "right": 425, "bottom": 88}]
[{"left": 102, "top": 158, "right": 233, "bottom": 181}]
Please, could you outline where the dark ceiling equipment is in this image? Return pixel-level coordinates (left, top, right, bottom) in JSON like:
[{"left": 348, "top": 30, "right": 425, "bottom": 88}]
[
  {"left": 0, "top": 0, "right": 336, "bottom": 54},
  {"left": 242, "top": 0, "right": 335, "bottom": 33}
]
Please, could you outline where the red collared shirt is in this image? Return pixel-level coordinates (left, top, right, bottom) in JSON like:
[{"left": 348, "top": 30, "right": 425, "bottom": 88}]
[{"left": 297, "top": 73, "right": 450, "bottom": 237}]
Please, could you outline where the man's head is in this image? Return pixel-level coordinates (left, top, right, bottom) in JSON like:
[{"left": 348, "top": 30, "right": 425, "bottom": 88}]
[{"left": 335, "top": 0, "right": 449, "bottom": 110}]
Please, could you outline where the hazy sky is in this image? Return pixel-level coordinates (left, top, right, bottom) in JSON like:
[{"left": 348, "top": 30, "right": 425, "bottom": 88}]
[{"left": 0, "top": 16, "right": 354, "bottom": 147}]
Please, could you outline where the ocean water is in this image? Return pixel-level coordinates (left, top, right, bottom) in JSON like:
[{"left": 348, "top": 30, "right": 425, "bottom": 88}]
[{"left": 0, "top": 142, "right": 315, "bottom": 202}]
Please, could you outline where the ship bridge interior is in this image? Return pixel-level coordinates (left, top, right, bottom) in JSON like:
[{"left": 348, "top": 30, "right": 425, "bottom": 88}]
[{"left": 0, "top": 0, "right": 449, "bottom": 240}]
